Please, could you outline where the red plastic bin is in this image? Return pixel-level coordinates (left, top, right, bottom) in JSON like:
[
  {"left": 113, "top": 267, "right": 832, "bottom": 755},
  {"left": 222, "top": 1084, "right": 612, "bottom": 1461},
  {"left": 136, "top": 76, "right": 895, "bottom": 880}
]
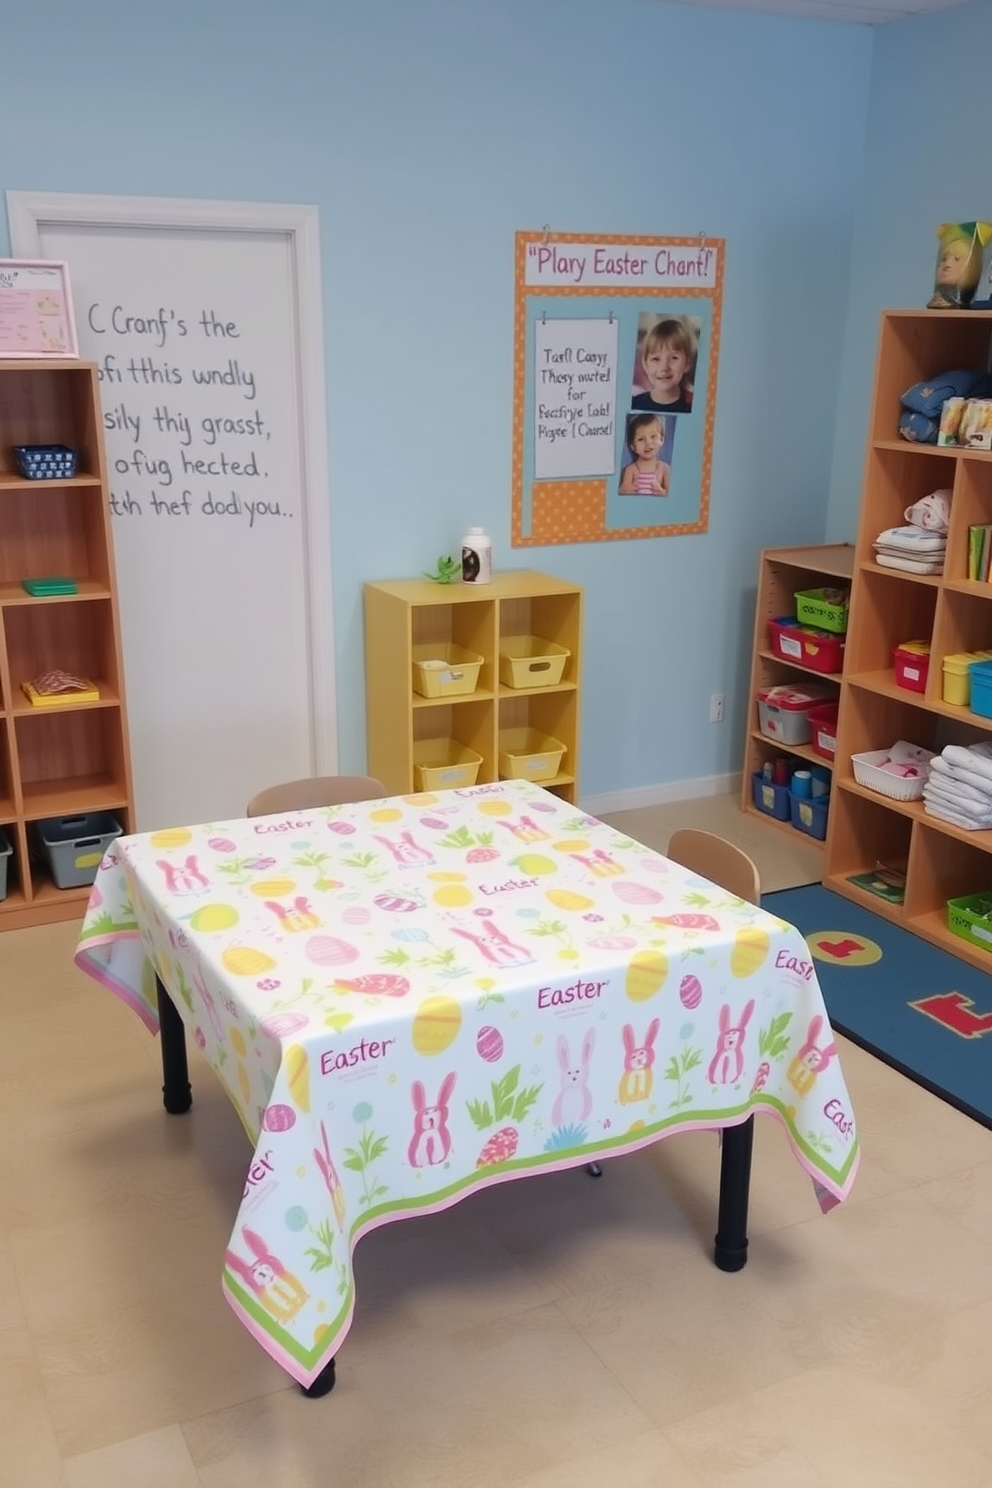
[
  {"left": 768, "top": 617, "right": 845, "bottom": 675},
  {"left": 892, "top": 641, "right": 930, "bottom": 694},
  {"left": 807, "top": 701, "right": 839, "bottom": 761}
]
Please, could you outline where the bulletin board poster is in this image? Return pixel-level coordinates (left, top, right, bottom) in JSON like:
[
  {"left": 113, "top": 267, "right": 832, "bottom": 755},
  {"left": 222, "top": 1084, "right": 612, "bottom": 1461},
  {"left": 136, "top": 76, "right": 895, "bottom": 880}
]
[{"left": 512, "top": 231, "right": 724, "bottom": 547}]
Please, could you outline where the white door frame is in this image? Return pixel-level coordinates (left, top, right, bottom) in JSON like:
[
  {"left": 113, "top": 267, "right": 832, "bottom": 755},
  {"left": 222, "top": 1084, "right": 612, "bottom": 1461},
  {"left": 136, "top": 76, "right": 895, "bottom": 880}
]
[{"left": 6, "top": 189, "right": 337, "bottom": 776}]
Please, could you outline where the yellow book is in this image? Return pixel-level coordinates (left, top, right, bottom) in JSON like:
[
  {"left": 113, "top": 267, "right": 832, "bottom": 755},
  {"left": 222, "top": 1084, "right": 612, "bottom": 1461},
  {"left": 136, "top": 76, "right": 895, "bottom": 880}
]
[{"left": 22, "top": 678, "right": 100, "bottom": 707}]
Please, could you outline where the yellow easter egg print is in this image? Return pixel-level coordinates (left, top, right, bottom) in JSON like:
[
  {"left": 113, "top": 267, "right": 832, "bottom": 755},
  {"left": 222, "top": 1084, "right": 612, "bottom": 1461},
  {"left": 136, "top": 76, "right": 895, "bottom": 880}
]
[
  {"left": 189, "top": 903, "right": 239, "bottom": 932},
  {"left": 286, "top": 1044, "right": 310, "bottom": 1111},
  {"left": 625, "top": 949, "right": 668, "bottom": 1002},
  {"left": 150, "top": 827, "right": 192, "bottom": 849},
  {"left": 412, "top": 994, "right": 463, "bottom": 1055},
  {"left": 428, "top": 871, "right": 468, "bottom": 883},
  {"left": 433, "top": 883, "right": 474, "bottom": 908},
  {"left": 250, "top": 877, "right": 297, "bottom": 898},
  {"left": 230, "top": 1026, "right": 247, "bottom": 1057},
  {"left": 370, "top": 807, "right": 402, "bottom": 823},
  {"left": 512, "top": 853, "right": 557, "bottom": 876},
  {"left": 222, "top": 945, "right": 278, "bottom": 976},
  {"left": 477, "top": 800, "right": 512, "bottom": 816},
  {"left": 403, "top": 793, "right": 438, "bottom": 805},
  {"left": 546, "top": 888, "right": 594, "bottom": 912},
  {"left": 628, "top": 1119, "right": 647, "bottom": 1133},
  {"left": 237, "top": 1061, "right": 251, "bottom": 1103},
  {"left": 552, "top": 839, "right": 590, "bottom": 853},
  {"left": 730, "top": 927, "right": 770, "bottom": 978}
]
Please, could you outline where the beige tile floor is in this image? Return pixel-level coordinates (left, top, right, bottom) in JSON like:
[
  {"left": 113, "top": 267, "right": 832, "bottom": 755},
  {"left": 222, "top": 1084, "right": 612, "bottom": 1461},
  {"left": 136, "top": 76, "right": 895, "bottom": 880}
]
[{"left": 2, "top": 795, "right": 991, "bottom": 1487}]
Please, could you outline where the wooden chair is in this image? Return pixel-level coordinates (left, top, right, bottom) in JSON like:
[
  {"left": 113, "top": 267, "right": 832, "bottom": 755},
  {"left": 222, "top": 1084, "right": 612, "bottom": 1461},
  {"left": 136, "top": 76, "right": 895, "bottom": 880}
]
[
  {"left": 245, "top": 774, "right": 387, "bottom": 817},
  {"left": 665, "top": 828, "right": 761, "bottom": 904}
]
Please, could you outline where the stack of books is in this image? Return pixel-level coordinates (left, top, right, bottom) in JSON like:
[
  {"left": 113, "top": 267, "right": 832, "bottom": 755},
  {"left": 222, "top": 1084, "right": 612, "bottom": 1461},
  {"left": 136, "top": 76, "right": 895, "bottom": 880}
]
[{"left": 968, "top": 524, "right": 992, "bottom": 581}]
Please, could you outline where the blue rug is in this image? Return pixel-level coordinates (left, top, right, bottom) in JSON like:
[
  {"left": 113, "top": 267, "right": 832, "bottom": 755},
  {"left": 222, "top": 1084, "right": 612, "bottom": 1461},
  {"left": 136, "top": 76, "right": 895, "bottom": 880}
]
[{"left": 763, "top": 885, "right": 992, "bottom": 1131}]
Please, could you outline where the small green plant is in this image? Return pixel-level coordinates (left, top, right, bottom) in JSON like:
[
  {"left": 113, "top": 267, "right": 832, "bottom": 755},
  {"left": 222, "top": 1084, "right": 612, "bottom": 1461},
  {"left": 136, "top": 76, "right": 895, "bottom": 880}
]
[{"left": 422, "top": 555, "right": 460, "bottom": 584}]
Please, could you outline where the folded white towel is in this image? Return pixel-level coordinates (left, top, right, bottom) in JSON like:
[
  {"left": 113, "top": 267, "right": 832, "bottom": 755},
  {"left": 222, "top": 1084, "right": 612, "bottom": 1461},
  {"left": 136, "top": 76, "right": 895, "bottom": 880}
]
[
  {"left": 875, "top": 554, "right": 945, "bottom": 575},
  {"left": 944, "top": 743, "right": 992, "bottom": 783},
  {"left": 929, "top": 757, "right": 992, "bottom": 804},
  {"left": 924, "top": 799, "right": 992, "bottom": 830}
]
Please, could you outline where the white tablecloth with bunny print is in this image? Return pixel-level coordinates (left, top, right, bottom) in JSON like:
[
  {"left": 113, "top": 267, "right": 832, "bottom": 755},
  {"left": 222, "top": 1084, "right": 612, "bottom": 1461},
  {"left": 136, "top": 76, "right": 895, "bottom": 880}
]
[{"left": 75, "top": 779, "right": 859, "bottom": 1387}]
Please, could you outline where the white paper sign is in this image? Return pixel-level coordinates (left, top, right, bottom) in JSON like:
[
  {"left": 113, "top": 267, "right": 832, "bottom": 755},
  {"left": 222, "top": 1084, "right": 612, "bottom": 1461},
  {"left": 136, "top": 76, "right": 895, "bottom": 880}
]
[{"left": 534, "top": 317, "right": 618, "bottom": 479}]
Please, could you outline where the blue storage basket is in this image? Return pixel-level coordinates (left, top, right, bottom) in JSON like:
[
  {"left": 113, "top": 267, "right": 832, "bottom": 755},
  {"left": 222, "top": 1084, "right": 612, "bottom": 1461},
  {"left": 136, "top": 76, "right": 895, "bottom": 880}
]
[
  {"left": 969, "top": 658, "right": 992, "bottom": 719},
  {"left": 790, "top": 790, "right": 829, "bottom": 840},
  {"left": 12, "top": 444, "right": 78, "bottom": 480},
  {"left": 752, "top": 771, "right": 792, "bottom": 822}
]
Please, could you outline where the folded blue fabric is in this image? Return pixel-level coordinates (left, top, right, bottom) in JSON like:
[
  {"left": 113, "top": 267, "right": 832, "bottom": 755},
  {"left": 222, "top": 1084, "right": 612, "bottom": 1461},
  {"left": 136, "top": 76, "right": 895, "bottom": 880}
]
[
  {"left": 901, "top": 369, "right": 987, "bottom": 414},
  {"left": 899, "top": 409, "right": 939, "bottom": 443}
]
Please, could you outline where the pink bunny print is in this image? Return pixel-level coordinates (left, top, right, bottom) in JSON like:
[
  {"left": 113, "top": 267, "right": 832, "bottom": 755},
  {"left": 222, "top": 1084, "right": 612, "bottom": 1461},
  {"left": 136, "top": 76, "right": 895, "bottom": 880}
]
[
  {"left": 552, "top": 1028, "right": 595, "bottom": 1126},
  {"left": 787, "top": 1014, "right": 838, "bottom": 1096},
  {"left": 264, "top": 896, "right": 322, "bottom": 932},
  {"left": 708, "top": 1000, "right": 755, "bottom": 1085},
  {"left": 225, "top": 1226, "right": 309, "bottom": 1322},
  {"left": 618, "top": 1019, "right": 660, "bottom": 1105},
  {"left": 408, "top": 1072, "right": 456, "bottom": 1167},
  {"left": 314, "top": 1119, "right": 346, "bottom": 1228},
  {"left": 375, "top": 831, "right": 435, "bottom": 866},
  {"left": 157, "top": 855, "right": 209, "bottom": 893},
  {"left": 448, "top": 914, "right": 535, "bottom": 968}
]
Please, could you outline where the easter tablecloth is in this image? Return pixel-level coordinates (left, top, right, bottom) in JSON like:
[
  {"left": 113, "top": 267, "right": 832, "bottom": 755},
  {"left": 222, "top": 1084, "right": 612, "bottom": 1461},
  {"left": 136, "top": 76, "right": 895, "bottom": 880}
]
[{"left": 75, "top": 779, "right": 859, "bottom": 1387}]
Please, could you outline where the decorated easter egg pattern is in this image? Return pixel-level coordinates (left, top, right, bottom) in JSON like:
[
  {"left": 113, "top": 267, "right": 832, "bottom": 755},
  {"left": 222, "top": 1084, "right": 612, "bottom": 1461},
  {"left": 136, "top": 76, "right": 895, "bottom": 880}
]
[
  {"left": 189, "top": 903, "right": 239, "bottom": 932},
  {"left": 412, "top": 994, "right": 462, "bottom": 1054},
  {"left": 327, "top": 820, "right": 356, "bottom": 835},
  {"left": 222, "top": 945, "right": 278, "bottom": 976},
  {"left": 342, "top": 904, "right": 371, "bottom": 925},
  {"left": 370, "top": 807, "right": 402, "bottom": 823},
  {"left": 250, "top": 878, "right": 297, "bottom": 898},
  {"left": 286, "top": 1045, "right": 310, "bottom": 1111},
  {"left": 306, "top": 934, "right": 360, "bottom": 967},
  {"left": 237, "top": 1062, "right": 251, "bottom": 1103},
  {"left": 374, "top": 893, "right": 421, "bottom": 913},
  {"left": 546, "top": 888, "right": 594, "bottom": 912},
  {"left": 511, "top": 854, "right": 556, "bottom": 876},
  {"left": 433, "top": 884, "right": 473, "bottom": 907},
  {"left": 612, "top": 880, "right": 663, "bottom": 907},
  {"left": 625, "top": 949, "right": 668, "bottom": 1002},
  {"left": 476, "top": 1025, "right": 504, "bottom": 1062},
  {"left": 150, "top": 827, "right": 192, "bottom": 849},
  {"left": 731, "top": 927, "right": 770, "bottom": 978},
  {"left": 477, "top": 800, "right": 512, "bottom": 816},
  {"left": 230, "top": 1026, "right": 247, "bottom": 1057},
  {"left": 552, "top": 839, "right": 589, "bottom": 853},
  {"left": 208, "top": 836, "right": 237, "bottom": 853},
  {"left": 679, "top": 974, "right": 703, "bottom": 1010},
  {"left": 588, "top": 934, "right": 637, "bottom": 950},
  {"left": 260, "top": 1012, "right": 309, "bottom": 1039},
  {"left": 264, "top": 1103, "right": 297, "bottom": 1132}
]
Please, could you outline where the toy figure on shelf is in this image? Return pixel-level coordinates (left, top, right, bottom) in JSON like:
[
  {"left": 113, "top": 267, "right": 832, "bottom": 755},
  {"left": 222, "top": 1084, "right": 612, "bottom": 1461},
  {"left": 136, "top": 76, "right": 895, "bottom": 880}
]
[{"left": 927, "top": 222, "right": 992, "bottom": 309}]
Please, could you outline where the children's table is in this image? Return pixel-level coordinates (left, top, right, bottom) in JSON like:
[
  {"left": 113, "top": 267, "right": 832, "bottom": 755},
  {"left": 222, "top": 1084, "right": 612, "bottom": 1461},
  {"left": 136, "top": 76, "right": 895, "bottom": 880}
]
[{"left": 75, "top": 780, "right": 859, "bottom": 1394}]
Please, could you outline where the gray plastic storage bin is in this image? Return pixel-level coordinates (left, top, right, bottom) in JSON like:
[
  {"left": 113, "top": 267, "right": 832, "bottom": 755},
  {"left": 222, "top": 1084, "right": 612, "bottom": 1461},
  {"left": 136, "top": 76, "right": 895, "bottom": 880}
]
[
  {"left": 0, "top": 828, "right": 10, "bottom": 901},
  {"left": 34, "top": 811, "right": 122, "bottom": 889}
]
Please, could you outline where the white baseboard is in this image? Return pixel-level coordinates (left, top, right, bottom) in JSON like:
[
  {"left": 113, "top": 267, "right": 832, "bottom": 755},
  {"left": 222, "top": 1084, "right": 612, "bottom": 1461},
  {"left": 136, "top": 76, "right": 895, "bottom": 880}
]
[{"left": 580, "top": 772, "right": 743, "bottom": 817}]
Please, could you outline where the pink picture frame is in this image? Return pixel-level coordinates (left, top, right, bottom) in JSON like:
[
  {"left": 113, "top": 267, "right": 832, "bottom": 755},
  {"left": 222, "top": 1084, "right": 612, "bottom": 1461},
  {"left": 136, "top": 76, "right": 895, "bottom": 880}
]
[{"left": 0, "top": 258, "right": 78, "bottom": 358}]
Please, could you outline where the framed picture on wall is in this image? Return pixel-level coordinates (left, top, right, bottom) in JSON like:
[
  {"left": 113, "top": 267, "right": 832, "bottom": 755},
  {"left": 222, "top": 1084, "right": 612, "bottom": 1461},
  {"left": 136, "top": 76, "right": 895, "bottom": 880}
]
[{"left": 0, "top": 259, "right": 78, "bottom": 358}]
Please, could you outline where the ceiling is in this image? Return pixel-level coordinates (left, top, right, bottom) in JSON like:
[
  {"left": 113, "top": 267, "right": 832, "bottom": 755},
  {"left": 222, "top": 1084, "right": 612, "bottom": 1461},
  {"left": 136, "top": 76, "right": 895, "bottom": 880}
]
[{"left": 676, "top": 0, "right": 970, "bottom": 25}]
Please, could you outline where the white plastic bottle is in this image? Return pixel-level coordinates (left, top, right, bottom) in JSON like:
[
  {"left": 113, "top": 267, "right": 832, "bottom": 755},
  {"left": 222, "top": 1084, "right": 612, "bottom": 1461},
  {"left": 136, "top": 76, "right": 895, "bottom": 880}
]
[{"left": 461, "top": 526, "right": 492, "bottom": 584}]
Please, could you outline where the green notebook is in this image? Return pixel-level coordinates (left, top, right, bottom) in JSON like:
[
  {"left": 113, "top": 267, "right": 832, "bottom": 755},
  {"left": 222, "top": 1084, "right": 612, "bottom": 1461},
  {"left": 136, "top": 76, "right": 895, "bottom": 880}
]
[{"left": 21, "top": 578, "right": 78, "bottom": 596}]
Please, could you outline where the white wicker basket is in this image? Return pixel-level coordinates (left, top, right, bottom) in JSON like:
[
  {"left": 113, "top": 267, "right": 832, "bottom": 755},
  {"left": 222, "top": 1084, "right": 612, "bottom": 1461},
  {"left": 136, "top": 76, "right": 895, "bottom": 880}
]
[{"left": 851, "top": 743, "right": 934, "bottom": 801}]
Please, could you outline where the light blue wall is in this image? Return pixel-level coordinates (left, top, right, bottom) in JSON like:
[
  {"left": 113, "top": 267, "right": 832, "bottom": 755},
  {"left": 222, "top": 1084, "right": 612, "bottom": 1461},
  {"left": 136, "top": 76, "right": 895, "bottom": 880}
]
[
  {"left": 827, "top": 0, "right": 992, "bottom": 544},
  {"left": 1, "top": 0, "right": 873, "bottom": 799}
]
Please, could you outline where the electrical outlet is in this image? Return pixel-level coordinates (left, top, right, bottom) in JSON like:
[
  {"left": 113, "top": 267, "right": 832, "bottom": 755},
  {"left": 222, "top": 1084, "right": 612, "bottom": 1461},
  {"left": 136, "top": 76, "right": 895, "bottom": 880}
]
[{"left": 709, "top": 692, "right": 725, "bottom": 723}]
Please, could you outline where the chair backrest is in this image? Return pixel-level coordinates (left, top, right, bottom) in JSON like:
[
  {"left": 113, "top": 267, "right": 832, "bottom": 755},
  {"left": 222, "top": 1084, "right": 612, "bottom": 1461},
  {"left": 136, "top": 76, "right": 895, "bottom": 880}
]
[
  {"left": 246, "top": 774, "right": 387, "bottom": 817},
  {"left": 665, "top": 828, "right": 761, "bottom": 905}
]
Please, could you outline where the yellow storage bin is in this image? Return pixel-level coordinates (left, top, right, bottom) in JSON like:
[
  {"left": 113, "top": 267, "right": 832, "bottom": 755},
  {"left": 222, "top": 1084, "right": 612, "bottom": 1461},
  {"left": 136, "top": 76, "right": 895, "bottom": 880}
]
[
  {"left": 411, "top": 643, "right": 484, "bottom": 699},
  {"left": 413, "top": 739, "right": 483, "bottom": 791},
  {"left": 942, "top": 650, "right": 992, "bottom": 707},
  {"left": 498, "top": 727, "right": 566, "bottom": 783},
  {"left": 498, "top": 636, "right": 570, "bottom": 689}
]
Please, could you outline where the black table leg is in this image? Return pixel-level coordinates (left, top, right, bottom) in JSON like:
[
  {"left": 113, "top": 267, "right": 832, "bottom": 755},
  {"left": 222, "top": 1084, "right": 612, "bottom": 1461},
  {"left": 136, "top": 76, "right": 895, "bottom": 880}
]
[
  {"left": 156, "top": 976, "right": 192, "bottom": 1114},
  {"left": 301, "top": 1357, "right": 336, "bottom": 1397},
  {"left": 714, "top": 1115, "right": 753, "bottom": 1272}
]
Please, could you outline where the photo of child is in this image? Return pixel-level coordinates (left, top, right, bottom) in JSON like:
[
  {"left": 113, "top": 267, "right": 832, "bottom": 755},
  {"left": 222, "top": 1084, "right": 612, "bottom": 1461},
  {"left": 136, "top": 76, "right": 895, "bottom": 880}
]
[
  {"left": 618, "top": 413, "right": 673, "bottom": 496},
  {"left": 630, "top": 314, "right": 700, "bottom": 414}
]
